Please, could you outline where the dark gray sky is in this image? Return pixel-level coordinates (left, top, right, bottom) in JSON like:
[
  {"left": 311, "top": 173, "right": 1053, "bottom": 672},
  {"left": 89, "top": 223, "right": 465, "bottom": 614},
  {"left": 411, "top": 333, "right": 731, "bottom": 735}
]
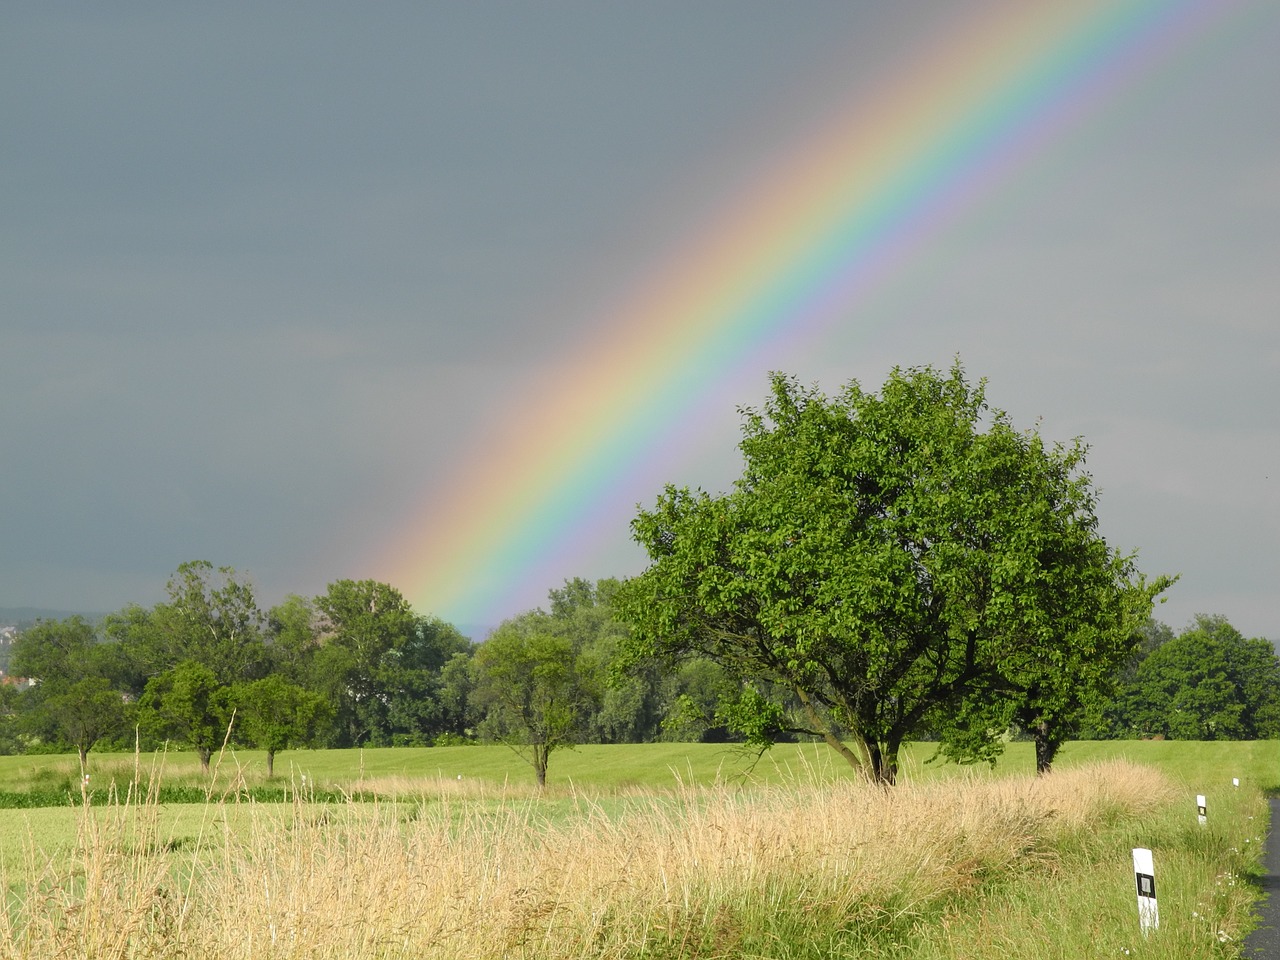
[{"left": 3, "top": 2, "right": 1278, "bottom": 638}]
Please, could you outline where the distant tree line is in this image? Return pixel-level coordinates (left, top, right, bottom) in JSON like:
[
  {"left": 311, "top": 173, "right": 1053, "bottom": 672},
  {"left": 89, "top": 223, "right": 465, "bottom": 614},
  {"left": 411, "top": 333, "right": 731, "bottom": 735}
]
[
  {"left": 0, "top": 563, "right": 748, "bottom": 779},
  {"left": 1, "top": 560, "right": 1274, "bottom": 784},
  {"left": 4, "top": 561, "right": 479, "bottom": 775},
  {"left": 1081, "top": 614, "right": 1280, "bottom": 741}
]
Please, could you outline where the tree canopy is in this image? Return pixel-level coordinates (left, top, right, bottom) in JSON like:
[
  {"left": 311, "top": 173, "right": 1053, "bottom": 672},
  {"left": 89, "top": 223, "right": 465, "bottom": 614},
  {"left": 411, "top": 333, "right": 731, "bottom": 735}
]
[
  {"left": 616, "top": 364, "right": 1167, "bottom": 782},
  {"left": 108, "top": 561, "right": 268, "bottom": 694},
  {"left": 313, "top": 579, "right": 470, "bottom": 746},
  {"left": 1124, "top": 615, "right": 1280, "bottom": 740},
  {"left": 10, "top": 532, "right": 1269, "bottom": 777}
]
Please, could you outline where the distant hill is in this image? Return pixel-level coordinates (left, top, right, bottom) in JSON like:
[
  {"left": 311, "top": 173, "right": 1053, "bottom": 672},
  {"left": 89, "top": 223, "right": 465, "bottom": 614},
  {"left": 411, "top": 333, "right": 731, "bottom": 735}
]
[{"left": 0, "top": 607, "right": 107, "bottom": 628}]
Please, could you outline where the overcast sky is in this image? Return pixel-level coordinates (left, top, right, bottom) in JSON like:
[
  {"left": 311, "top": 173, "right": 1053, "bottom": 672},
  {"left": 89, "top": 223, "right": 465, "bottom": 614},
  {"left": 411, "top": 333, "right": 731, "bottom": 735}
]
[{"left": 3, "top": 2, "right": 1278, "bottom": 639}]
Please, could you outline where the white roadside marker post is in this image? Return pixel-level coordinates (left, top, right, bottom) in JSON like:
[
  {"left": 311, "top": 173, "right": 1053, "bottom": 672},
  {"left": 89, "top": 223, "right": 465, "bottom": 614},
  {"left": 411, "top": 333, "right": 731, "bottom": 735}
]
[
  {"left": 1197, "top": 794, "right": 1207, "bottom": 826},
  {"left": 1133, "top": 848, "right": 1159, "bottom": 936}
]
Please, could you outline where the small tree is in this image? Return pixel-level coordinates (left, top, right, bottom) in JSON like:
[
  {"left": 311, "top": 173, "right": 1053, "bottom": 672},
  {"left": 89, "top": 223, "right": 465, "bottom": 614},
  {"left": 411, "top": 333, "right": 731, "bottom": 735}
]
[
  {"left": 139, "top": 660, "right": 234, "bottom": 773},
  {"left": 470, "top": 614, "right": 596, "bottom": 788},
  {"left": 42, "top": 677, "right": 131, "bottom": 776},
  {"left": 0, "top": 683, "right": 21, "bottom": 756},
  {"left": 10, "top": 617, "right": 130, "bottom": 774},
  {"left": 233, "top": 675, "right": 330, "bottom": 777}
]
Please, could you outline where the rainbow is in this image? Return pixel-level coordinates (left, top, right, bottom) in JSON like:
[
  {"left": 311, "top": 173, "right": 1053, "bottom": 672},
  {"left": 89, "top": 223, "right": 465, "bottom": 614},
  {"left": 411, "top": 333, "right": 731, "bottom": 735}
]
[{"left": 376, "top": 0, "right": 1236, "bottom": 628}]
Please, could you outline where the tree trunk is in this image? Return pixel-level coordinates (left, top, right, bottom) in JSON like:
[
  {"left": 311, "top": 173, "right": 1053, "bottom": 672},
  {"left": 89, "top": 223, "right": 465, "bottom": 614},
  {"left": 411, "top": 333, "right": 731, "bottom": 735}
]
[
  {"left": 533, "top": 744, "right": 549, "bottom": 789},
  {"left": 866, "top": 740, "right": 899, "bottom": 786},
  {"left": 199, "top": 746, "right": 212, "bottom": 775},
  {"left": 1033, "top": 720, "right": 1061, "bottom": 776},
  {"left": 266, "top": 748, "right": 275, "bottom": 779},
  {"left": 820, "top": 729, "right": 869, "bottom": 776},
  {"left": 78, "top": 745, "right": 89, "bottom": 782},
  {"left": 795, "top": 687, "right": 868, "bottom": 777}
]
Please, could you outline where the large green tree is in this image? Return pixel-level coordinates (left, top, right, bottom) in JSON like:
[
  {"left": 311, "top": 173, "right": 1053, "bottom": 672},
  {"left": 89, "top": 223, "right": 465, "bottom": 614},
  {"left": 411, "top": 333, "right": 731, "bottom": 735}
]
[
  {"left": 617, "top": 364, "right": 1163, "bottom": 783},
  {"left": 436, "top": 651, "right": 477, "bottom": 739},
  {"left": 313, "top": 579, "right": 417, "bottom": 745},
  {"left": 548, "top": 578, "right": 666, "bottom": 744},
  {"left": 110, "top": 561, "right": 268, "bottom": 694},
  {"left": 264, "top": 594, "right": 323, "bottom": 687},
  {"left": 1078, "top": 619, "right": 1176, "bottom": 739},
  {"left": 9, "top": 615, "right": 100, "bottom": 683},
  {"left": 312, "top": 580, "right": 470, "bottom": 746},
  {"left": 1126, "top": 615, "right": 1280, "bottom": 740},
  {"left": 382, "top": 617, "right": 472, "bottom": 743}
]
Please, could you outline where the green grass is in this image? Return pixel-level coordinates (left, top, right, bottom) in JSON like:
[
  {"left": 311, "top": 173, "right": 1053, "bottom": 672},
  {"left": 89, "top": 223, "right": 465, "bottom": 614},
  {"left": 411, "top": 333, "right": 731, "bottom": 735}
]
[
  {"left": 1049, "top": 739, "right": 1280, "bottom": 792},
  {"left": 1, "top": 738, "right": 1275, "bottom": 796}
]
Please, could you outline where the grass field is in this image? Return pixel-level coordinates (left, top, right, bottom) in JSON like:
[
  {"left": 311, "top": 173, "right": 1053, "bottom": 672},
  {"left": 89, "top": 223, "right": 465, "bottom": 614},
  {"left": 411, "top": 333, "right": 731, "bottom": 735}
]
[
  {"left": 0, "top": 740, "right": 1273, "bottom": 958},
  {"left": 3, "top": 737, "right": 1276, "bottom": 795}
]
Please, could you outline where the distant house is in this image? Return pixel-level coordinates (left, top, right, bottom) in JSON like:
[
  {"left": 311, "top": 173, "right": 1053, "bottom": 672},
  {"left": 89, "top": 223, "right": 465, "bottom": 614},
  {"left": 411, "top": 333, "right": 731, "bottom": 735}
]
[{"left": 0, "top": 671, "right": 34, "bottom": 692}]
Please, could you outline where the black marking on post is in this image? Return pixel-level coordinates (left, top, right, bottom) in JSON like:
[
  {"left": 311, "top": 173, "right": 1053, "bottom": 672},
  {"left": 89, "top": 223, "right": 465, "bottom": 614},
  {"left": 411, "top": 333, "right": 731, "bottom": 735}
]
[{"left": 1136, "top": 873, "right": 1156, "bottom": 899}]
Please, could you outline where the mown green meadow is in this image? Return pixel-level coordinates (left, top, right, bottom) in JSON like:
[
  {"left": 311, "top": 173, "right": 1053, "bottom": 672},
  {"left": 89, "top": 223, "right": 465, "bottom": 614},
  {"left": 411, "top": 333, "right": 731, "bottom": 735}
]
[
  {"left": 0, "top": 740, "right": 1274, "bottom": 959},
  {"left": 5, "top": 737, "right": 1276, "bottom": 794}
]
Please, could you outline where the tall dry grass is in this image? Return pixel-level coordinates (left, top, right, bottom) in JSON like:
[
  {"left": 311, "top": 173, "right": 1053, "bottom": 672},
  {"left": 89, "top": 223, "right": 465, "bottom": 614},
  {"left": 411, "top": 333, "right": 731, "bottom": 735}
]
[{"left": 0, "top": 759, "right": 1246, "bottom": 959}]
